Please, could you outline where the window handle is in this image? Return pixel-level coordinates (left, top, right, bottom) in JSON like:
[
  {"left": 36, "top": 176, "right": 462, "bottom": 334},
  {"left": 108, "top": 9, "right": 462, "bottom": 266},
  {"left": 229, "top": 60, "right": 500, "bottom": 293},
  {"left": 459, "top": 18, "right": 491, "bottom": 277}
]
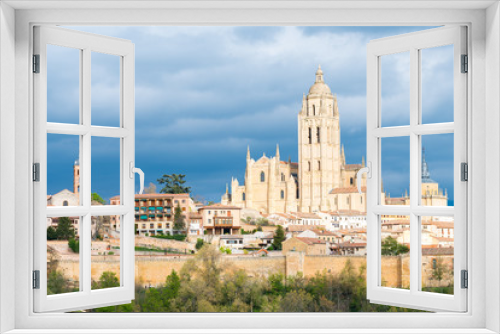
[
  {"left": 129, "top": 162, "right": 145, "bottom": 194},
  {"left": 356, "top": 162, "right": 371, "bottom": 194}
]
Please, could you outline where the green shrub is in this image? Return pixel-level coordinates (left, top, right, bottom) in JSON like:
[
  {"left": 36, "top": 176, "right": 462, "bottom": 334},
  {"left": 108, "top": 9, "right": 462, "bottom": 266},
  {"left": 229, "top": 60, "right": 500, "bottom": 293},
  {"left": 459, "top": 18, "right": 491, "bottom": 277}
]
[
  {"left": 152, "top": 234, "right": 186, "bottom": 242},
  {"left": 68, "top": 238, "right": 79, "bottom": 253}
]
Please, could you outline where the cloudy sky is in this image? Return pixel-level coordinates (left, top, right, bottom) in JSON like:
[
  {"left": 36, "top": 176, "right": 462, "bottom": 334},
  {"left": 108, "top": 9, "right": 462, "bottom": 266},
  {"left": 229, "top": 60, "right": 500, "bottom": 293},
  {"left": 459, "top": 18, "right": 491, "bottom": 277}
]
[{"left": 46, "top": 26, "right": 454, "bottom": 205}]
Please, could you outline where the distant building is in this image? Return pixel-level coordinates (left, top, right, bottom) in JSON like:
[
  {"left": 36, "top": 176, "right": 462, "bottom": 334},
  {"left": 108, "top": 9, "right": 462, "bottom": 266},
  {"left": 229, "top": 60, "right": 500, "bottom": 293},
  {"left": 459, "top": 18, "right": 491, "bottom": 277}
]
[
  {"left": 186, "top": 212, "right": 203, "bottom": 236},
  {"left": 109, "top": 193, "right": 195, "bottom": 236},
  {"left": 199, "top": 203, "right": 242, "bottom": 235},
  {"left": 222, "top": 67, "right": 366, "bottom": 214},
  {"left": 282, "top": 236, "right": 328, "bottom": 255}
]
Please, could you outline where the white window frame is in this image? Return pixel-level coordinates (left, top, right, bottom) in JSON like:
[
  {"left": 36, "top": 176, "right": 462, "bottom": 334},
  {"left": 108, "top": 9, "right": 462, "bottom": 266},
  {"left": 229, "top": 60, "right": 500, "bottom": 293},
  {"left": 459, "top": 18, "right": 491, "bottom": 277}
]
[
  {"left": 33, "top": 25, "right": 136, "bottom": 312},
  {"left": 0, "top": 2, "right": 498, "bottom": 333},
  {"left": 366, "top": 26, "right": 467, "bottom": 312}
]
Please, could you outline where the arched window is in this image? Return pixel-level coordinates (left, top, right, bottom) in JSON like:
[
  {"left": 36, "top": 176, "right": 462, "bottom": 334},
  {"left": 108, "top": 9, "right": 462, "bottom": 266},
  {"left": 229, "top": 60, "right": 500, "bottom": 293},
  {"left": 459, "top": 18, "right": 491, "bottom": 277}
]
[
  {"left": 308, "top": 162, "right": 311, "bottom": 171},
  {"left": 350, "top": 177, "right": 354, "bottom": 185},
  {"left": 432, "top": 259, "right": 437, "bottom": 269},
  {"left": 318, "top": 161, "right": 321, "bottom": 170},
  {"left": 316, "top": 127, "right": 320, "bottom": 143},
  {"left": 281, "top": 173, "right": 285, "bottom": 182},
  {"left": 308, "top": 127, "right": 312, "bottom": 144},
  {"left": 280, "top": 190, "right": 285, "bottom": 199},
  {"left": 242, "top": 193, "right": 246, "bottom": 201},
  {"left": 312, "top": 105, "right": 316, "bottom": 116},
  {"left": 63, "top": 200, "right": 68, "bottom": 206},
  {"left": 260, "top": 171, "right": 265, "bottom": 182}
]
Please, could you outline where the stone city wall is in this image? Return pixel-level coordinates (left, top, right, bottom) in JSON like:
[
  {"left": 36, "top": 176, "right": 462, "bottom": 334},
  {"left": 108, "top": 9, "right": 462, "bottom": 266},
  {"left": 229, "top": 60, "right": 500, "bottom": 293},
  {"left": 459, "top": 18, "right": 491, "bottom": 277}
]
[
  {"left": 109, "top": 236, "right": 196, "bottom": 253},
  {"left": 53, "top": 253, "right": 452, "bottom": 288}
]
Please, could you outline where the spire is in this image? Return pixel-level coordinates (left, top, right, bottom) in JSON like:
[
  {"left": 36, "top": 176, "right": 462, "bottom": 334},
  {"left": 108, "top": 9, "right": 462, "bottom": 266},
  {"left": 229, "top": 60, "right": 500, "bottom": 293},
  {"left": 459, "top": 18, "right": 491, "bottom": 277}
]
[
  {"left": 315, "top": 64, "right": 324, "bottom": 83},
  {"left": 421, "top": 147, "right": 436, "bottom": 183},
  {"left": 246, "top": 145, "right": 251, "bottom": 161},
  {"left": 341, "top": 145, "right": 345, "bottom": 165},
  {"left": 333, "top": 94, "right": 339, "bottom": 116},
  {"left": 276, "top": 144, "right": 280, "bottom": 160},
  {"left": 226, "top": 183, "right": 229, "bottom": 194}
]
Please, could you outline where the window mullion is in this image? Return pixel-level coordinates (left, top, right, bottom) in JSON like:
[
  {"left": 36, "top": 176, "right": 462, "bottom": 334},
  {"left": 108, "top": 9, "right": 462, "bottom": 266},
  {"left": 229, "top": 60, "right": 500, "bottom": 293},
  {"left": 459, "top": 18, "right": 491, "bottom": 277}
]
[
  {"left": 81, "top": 48, "right": 92, "bottom": 294},
  {"left": 409, "top": 47, "right": 420, "bottom": 294}
]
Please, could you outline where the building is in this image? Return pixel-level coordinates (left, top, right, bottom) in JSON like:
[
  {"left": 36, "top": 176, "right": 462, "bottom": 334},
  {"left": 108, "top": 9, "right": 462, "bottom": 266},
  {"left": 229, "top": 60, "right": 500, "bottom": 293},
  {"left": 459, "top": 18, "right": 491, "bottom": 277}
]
[
  {"left": 199, "top": 203, "right": 242, "bottom": 235},
  {"left": 109, "top": 193, "right": 195, "bottom": 236},
  {"left": 186, "top": 212, "right": 203, "bottom": 236},
  {"left": 282, "top": 236, "right": 328, "bottom": 255},
  {"left": 222, "top": 68, "right": 448, "bottom": 214}
]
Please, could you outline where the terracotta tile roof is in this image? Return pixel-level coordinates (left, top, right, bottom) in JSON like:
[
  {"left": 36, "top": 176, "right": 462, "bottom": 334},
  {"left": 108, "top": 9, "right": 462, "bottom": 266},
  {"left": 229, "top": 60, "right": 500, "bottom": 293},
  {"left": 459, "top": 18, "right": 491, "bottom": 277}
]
[
  {"left": 339, "top": 242, "right": 367, "bottom": 248},
  {"left": 288, "top": 225, "right": 315, "bottom": 232},
  {"left": 200, "top": 203, "right": 242, "bottom": 210},
  {"left": 344, "top": 164, "right": 362, "bottom": 171},
  {"left": 296, "top": 237, "right": 326, "bottom": 245},
  {"left": 330, "top": 187, "right": 366, "bottom": 194},
  {"left": 435, "top": 237, "right": 454, "bottom": 242},
  {"left": 432, "top": 222, "right": 454, "bottom": 229},
  {"left": 291, "top": 212, "right": 321, "bottom": 219},
  {"left": 113, "top": 193, "right": 191, "bottom": 200},
  {"left": 312, "top": 229, "right": 337, "bottom": 236}
]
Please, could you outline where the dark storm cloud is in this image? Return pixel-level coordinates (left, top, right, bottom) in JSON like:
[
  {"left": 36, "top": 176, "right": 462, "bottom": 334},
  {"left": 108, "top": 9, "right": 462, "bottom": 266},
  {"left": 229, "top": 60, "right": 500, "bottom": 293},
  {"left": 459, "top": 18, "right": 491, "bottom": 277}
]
[{"left": 46, "top": 26, "right": 453, "bottom": 203}]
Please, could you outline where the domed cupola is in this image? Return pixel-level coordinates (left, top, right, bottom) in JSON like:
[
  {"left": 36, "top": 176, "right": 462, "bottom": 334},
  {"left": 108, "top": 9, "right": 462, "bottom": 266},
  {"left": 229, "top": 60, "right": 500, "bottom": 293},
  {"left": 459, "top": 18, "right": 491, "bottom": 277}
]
[{"left": 308, "top": 65, "right": 332, "bottom": 96}]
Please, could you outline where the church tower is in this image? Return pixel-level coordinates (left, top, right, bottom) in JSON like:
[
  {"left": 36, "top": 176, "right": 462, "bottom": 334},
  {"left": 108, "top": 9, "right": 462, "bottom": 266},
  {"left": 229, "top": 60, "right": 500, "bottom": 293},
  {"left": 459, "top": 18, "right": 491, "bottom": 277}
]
[
  {"left": 73, "top": 159, "right": 80, "bottom": 194},
  {"left": 298, "top": 66, "right": 341, "bottom": 212}
]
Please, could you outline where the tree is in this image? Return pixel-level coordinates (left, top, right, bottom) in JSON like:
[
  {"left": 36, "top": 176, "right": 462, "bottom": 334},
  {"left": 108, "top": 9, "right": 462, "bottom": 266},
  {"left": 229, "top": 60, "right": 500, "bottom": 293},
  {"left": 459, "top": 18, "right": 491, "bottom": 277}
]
[
  {"left": 256, "top": 218, "right": 270, "bottom": 226},
  {"left": 98, "top": 271, "right": 120, "bottom": 289},
  {"left": 47, "top": 270, "right": 68, "bottom": 295},
  {"left": 381, "top": 236, "right": 409, "bottom": 256},
  {"left": 241, "top": 216, "right": 254, "bottom": 225},
  {"left": 144, "top": 182, "right": 157, "bottom": 194},
  {"left": 195, "top": 238, "right": 204, "bottom": 250},
  {"left": 56, "top": 217, "right": 75, "bottom": 240},
  {"left": 157, "top": 174, "right": 191, "bottom": 194},
  {"left": 271, "top": 225, "right": 286, "bottom": 250},
  {"left": 173, "top": 204, "right": 186, "bottom": 232},
  {"left": 47, "top": 226, "right": 58, "bottom": 240},
  {"left": 91, "top": 192, "right": 106, "bottom": 205},
  {"left": 431, "top": 257, "right": 447, "bottom": 283}
]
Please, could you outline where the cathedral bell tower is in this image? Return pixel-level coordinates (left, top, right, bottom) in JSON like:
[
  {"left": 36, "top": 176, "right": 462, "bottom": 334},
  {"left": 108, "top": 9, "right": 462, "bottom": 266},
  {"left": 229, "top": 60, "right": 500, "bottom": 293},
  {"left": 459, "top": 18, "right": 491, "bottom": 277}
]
[{"left": 298, "top": 66, "right": 340, "bottom": 212}]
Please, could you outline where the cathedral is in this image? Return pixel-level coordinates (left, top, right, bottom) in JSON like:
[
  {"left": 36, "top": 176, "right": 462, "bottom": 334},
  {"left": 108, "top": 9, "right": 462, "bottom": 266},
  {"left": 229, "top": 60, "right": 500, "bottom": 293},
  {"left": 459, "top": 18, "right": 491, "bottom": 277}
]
[{"left": 221, "top": 66, "right": 447, "bottom": 213}]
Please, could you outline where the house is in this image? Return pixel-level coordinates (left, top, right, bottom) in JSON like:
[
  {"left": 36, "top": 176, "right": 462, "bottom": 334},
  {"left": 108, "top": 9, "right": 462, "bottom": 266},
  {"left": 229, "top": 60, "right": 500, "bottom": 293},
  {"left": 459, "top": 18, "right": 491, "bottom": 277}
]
[
  {"left": 282, "top": 237, "right": 328, "bottom": 255},
  {"left": 199, "top": 203, "right": 242, "bottom": 235}
]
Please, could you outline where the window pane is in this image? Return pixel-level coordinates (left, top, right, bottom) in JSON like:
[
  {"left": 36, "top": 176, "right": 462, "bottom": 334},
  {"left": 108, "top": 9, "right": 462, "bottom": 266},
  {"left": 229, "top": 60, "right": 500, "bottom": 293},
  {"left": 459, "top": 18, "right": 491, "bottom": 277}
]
[
  {"left": 421, "top": 216, "right": 454, "bottom": 295},
  {"left": 381, "top": 137, "right": 410, "bottom": 205},
  {"left": 47, "top": 44, "right": 80, "bottom": 124},
  {"left": 91, "top": 137, "right": 120, "bottom": 205},
  {"left": 380, "top": 215, "right": 410, "bottom": 289},
  {"left": 47, "top": 134, "right": 80, "bottom": 206},
  {"left": 47, "top": 216, "right": 81, "bottom": 294},
  {"left": 421, "top": 134, "right": 453, "bottom": 206},
  {"left": 421, "top": 45, "right": 454, "bottom": 124},
  {"left": 91, "top": 215, "right": 121, "bottom": 290},
  {"left": 381, "top": 51, "right": 410, "bottom": 127},
  {"left": 91, "top": 52, "right": 121, "bottom": 127}
]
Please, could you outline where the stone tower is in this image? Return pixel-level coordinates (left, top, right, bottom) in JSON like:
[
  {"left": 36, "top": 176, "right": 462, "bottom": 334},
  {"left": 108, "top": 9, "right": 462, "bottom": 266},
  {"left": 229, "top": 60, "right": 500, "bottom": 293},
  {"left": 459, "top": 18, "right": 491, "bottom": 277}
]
[
  {"left": 298, "top": 66, "right": 341, "bottom": 212},
  {"left": 73, "top": 159, "right": 80, "bottom": 194}
]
